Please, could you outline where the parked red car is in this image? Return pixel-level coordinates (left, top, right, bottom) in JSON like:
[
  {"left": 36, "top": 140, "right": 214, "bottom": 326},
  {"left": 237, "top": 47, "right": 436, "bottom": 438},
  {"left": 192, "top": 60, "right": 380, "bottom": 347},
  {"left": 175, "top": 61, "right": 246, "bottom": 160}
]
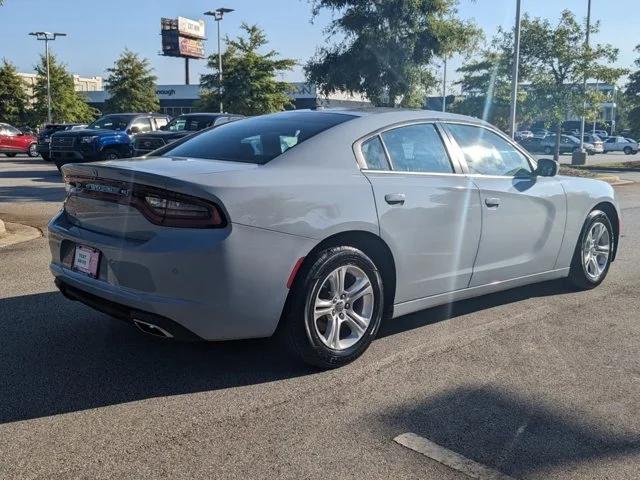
[{"left": 0, "top": 123, "right": 38, "bottom": 157}]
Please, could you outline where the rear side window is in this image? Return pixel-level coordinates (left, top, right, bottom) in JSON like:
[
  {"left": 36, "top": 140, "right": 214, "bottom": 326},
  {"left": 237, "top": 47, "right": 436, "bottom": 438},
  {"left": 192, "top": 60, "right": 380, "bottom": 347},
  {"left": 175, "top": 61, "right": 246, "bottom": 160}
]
[
  {"left": 154, "top": 117, "right": 169, "bottom": 129},
  {"left": 380, "top": 123, "right": 453, "bottom": 173},
  {"left": 447, "top": 123, "right": 532, "bottom": 177},
  {"left": 162, "top": 112, "right": 355, "bottom": 164},
  {"left": 361, "top": 136, "right": 389, "bottom": 170}
]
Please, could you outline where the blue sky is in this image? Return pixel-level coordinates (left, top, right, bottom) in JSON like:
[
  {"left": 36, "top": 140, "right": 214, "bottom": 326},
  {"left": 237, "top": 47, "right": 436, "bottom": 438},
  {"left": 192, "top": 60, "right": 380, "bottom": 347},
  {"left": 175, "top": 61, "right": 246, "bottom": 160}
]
[{"left": 1, "top": 0, "right": 638, "bottom": 91}]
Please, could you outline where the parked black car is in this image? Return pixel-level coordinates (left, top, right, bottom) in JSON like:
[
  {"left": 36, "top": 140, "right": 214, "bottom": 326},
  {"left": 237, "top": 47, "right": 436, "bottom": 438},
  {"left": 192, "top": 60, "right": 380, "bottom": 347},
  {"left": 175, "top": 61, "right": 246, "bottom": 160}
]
[
  {"left": 132, "top": 113, "right": 243, "bottom": 156},
  {"left": 37, "top": 123, "right": 87, "bottom": 161}
]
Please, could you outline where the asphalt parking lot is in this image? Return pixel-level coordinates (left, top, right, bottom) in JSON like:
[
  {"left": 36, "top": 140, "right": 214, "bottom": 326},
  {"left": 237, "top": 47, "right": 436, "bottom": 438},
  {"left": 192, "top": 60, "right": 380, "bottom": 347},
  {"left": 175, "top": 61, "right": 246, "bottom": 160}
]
[{"left": 1, "top": 154, "right": 640, "bottom": 479}]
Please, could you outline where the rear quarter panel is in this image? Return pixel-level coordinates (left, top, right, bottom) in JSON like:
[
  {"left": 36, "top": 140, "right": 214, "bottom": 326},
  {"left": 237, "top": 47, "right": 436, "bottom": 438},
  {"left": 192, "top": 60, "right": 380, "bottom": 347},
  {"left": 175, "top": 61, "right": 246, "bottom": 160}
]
[{"left": 554, "top": 176, "right": 620, "bottom": 268}]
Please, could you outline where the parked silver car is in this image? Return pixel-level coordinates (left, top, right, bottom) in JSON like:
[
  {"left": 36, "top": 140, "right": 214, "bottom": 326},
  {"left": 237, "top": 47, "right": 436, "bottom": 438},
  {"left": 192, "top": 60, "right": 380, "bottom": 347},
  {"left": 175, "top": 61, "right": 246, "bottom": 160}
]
[
  {"left": 603, "top": 136, "right": 639, "bottom": 154},
  {"left": 49, "top": 109, "right": 621, "bottom": 368}
]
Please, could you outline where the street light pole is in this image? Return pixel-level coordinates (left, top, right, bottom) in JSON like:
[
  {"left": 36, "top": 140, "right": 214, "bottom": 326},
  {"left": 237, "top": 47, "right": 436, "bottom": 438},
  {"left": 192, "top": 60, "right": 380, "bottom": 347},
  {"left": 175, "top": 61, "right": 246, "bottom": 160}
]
[
  {"left": 29, "top": 32, "right": 66, "bottom": 124},
  {"left": 509, "top": 0, "right": 522, "bottom": 139},
  {"left": 442, "top": 56, "right": 447, "bottom": 112},
  {"left": 579, "top": 0, "right": 592, "bottom": 152},
  {"left": 204, "top": 8, "right": 234, "bottom": 114}
]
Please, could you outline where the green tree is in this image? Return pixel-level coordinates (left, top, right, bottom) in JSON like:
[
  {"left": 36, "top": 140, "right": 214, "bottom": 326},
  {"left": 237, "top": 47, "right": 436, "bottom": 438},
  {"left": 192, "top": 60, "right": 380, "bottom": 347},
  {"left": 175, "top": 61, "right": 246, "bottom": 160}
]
[
  {"left": 199, "top": 24, "right": 295, "bottom": 115},
  {"left": 104, "top": 50, "right": 159, "bottom": 113},
  {"left": 305, "top": 0, "right": 480, "bottom": 107},
  {"left": 625, "top": 45, "right": 640, "bottom": 139},
  {"left": 449, "top": 27, "right": 540, "bottom": 131},
  {"left": 519, "top": 10, "right": 626, "bottom": 160},
  {"left": 0, "top": 59, "right": 29, "bottom": 125},
  {"left": 32, "top": 54, "right": 97, "bottom": 124}
]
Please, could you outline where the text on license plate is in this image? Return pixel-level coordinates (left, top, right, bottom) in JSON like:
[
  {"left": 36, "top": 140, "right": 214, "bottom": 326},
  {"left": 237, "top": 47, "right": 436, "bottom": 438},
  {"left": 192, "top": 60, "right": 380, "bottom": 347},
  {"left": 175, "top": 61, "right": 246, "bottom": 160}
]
[{"left": 73, "top": 245, "right": 100, "bottom": 277}]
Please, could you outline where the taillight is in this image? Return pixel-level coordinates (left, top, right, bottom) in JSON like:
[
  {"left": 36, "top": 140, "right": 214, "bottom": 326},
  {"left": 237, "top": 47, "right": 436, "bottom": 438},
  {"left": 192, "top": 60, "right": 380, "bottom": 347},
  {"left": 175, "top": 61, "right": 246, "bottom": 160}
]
[{"left": 65, "top": 176, "right": 226, "bottom": 228}]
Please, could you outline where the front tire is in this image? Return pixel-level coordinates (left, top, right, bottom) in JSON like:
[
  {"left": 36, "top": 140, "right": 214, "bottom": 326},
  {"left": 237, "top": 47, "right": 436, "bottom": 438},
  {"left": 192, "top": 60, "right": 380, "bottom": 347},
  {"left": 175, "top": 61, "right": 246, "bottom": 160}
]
[
  {"left": 282, "top": 246, "right": 384, "bottom": 368},
  {"left": 543, "top": 146, "right": 553, "bottom": 155},
  {"left": 567, "top": 210, "right": 614, "bottom": 290},
  {"left": 41, "top": 152, "right": 51, "bottom": 161},
  {"left": 102, "top": 149, "right": 120, "bottom": 161},
  {"left": 623, "top": 146, "right": 632, "bottom": 155}
]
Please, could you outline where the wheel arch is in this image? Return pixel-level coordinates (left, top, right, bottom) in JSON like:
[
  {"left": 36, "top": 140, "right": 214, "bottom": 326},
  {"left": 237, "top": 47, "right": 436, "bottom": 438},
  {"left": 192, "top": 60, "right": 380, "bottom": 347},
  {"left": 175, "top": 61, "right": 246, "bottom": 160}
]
[
  {"left": 283, "top": 230, "right": 397, "bottom": 323},
  {"left": 592, "top": 201, "right": 620, "bottom": 261}
]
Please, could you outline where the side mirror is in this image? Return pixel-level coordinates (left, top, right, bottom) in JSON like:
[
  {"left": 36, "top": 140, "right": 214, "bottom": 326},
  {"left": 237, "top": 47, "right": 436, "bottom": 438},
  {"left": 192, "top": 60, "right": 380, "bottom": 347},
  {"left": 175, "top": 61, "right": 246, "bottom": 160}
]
[
  {"left": 159, "top": 125, "right": 168, "bottom": 131},
  {"left": 129, "top": 126, "right": 141, "bottom": 135},
  {"left": 535, "top": 158, "right": 559, "bottom": 177}
]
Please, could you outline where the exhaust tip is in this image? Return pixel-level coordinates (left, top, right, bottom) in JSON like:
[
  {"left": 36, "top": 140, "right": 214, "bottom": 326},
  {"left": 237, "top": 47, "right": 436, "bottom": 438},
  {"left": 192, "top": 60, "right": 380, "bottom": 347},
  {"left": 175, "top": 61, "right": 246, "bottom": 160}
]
[{"left": 133, "top": 319, "right": 174, "bottom": 339}]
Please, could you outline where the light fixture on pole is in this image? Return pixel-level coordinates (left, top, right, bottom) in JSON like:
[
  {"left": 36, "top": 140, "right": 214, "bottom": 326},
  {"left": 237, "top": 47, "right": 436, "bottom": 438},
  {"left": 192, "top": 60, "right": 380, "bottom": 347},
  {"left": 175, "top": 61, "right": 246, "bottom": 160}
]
[
  {"left": 509, "top": 0, "right": 522, "bottom": 139},
  {"left": 29, "top": 31, "right": 67, "bottom": 124},
  {"left": 204, "top": 7, "right": 234, "bottom": 113}
]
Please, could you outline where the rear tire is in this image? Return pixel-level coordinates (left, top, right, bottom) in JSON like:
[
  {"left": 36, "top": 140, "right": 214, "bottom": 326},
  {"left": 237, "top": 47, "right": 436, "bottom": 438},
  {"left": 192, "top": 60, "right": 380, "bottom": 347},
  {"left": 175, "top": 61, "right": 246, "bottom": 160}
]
[
  {"left": 281, "top": 246, "right": 384, "bottom": 369},
  {"left": 567, "top": 210, "right": 614, "bottom": 290},
  {"left": 5, "top": 153, "right": 17, "bottom": 157},
  {"left": 27, "top": 143, "right": 38, "bottom": 157}
]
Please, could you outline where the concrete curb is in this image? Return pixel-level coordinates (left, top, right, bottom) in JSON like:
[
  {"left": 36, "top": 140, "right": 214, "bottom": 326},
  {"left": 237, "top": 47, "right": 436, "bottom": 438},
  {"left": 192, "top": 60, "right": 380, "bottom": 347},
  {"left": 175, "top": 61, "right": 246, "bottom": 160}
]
[
  {"left": 570, "top": 165, "right": 640, "bottom": 173},
  {"left": 0, "top": 221, "right": 42, "bottom": 248},
  {"left": 0, "top": 219, "right": 5, "bottom": 236}
]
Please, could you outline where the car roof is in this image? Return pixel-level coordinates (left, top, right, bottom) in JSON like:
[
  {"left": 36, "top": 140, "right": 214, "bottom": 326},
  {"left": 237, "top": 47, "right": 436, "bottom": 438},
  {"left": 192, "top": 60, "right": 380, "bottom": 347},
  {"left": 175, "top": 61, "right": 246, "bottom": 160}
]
[{"left": 269, "top": 108, "right": 491, "bottom": 127}]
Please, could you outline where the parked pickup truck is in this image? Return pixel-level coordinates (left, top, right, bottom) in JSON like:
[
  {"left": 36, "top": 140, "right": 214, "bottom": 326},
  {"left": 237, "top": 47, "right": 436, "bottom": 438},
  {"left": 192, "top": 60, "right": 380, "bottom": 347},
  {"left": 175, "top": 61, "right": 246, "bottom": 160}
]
[
  {"left": 132, "top": 112, "right": 243, "bottom": 156},
  {"left": 50, "top": 113, "right": 170, "bottom": 170}
]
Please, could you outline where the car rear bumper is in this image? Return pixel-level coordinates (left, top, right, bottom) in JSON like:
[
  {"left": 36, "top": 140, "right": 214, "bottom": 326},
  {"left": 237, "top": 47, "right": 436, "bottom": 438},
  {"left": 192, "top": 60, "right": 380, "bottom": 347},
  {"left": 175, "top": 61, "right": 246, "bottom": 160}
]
[{"left": 47, "top": 210, "right": 315, "bottom": 341}]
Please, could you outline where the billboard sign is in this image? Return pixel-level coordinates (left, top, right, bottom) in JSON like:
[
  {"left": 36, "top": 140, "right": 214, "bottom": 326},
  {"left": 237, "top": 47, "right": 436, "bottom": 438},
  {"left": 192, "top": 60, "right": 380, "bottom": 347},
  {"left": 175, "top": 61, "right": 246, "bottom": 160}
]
[
  {"left": 179, "top": 37, "right": 205, "bottom": 59},
  {"left": 178, "top": 17, "right": 206, "bottom": 39}
]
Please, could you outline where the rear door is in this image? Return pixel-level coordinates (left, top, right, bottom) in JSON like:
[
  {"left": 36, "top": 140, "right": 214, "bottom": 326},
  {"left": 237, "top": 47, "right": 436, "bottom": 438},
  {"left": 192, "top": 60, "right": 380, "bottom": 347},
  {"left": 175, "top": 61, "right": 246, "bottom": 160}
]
[
  {"left": 443, "top": 122, "right": 566, "bottom": 287},
  {"left": 358, "top": 122, "right": 482, "bottom": 304},
  {"left": 0, "top": 125, "right": 10, "bottom": 151}
]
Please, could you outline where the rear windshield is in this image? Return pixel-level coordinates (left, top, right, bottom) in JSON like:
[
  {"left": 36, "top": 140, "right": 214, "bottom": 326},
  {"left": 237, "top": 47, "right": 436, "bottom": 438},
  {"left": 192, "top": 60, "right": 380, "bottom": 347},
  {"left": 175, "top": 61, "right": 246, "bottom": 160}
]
[{"left": 160, "top": 111, "right": 355, "bottom": 164}]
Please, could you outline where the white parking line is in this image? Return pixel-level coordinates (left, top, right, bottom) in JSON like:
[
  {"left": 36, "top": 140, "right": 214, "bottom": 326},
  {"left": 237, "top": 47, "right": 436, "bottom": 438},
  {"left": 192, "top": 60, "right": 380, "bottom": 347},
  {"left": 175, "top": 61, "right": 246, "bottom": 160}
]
[{"left": 394, "top": 432, "right": 518, "bottom": 480}]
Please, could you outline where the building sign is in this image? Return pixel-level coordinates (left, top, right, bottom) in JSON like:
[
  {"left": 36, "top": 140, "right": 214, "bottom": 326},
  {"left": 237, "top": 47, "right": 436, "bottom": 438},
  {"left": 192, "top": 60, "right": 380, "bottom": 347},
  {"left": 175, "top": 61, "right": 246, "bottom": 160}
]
[{"left": 178, "top": 17, "right": 206, "bottom": 39}]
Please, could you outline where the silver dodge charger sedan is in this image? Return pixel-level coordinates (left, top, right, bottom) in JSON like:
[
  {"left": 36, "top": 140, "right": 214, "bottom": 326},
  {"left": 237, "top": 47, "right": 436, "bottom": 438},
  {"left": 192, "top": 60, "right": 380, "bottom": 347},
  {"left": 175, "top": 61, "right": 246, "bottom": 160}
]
[{"left": 49, "top": 109, "right": 620, "bottom": 368}]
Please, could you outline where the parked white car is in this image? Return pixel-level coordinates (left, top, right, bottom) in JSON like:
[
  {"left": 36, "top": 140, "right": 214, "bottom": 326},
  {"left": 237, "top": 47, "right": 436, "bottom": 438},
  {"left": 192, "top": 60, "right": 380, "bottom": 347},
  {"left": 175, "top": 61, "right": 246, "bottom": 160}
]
[{"left": 603, "top": 136, "right": 638, "bottom": 154}]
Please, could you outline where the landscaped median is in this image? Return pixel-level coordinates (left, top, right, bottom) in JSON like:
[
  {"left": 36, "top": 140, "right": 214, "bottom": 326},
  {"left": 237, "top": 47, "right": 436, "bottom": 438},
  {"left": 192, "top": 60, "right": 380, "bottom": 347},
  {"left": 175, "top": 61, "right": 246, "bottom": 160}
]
[
  {"left": 559, "top": 166, "right": 632, "bottom": 186},
  {"left": 0, "top": 218, "right": 42, "bottom": 248},
  {"left": 567, "top": 161, "right": 640, "bottom": 173}
]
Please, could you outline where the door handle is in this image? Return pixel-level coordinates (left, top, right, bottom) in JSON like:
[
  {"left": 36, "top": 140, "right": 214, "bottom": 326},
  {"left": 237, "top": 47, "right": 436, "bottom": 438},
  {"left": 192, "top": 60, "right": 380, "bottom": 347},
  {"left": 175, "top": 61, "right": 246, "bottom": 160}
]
[
  {"left": 385, "top": 193, "right": 405, "bottom": 205},
  {"left": 485, "top": 197, "right": 501, "bottom": 208}
]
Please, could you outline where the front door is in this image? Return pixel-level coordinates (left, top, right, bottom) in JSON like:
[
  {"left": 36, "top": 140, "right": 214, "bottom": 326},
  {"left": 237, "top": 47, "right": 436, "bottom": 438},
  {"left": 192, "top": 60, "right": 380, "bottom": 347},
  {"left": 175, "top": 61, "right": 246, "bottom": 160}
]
[
  {"left": 359, "top": 122, "right": 482, "bottom": 304},
  {"left": 444, "top": 123, "right": 567, "bottom": 287}
]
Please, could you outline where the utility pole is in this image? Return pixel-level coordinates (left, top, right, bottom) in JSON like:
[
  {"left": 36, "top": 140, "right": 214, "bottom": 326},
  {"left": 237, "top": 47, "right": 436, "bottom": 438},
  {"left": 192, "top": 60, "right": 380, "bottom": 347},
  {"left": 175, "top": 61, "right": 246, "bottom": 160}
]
[
  {"left": 29, "top": 32, "right": 66, "bottom": 124},
  {"left": 442, "top": 56, "right": 447, "bottom": 112},
  {"left": 204, "top": 8, "right": 234, "bottom": 113},
  {"left": 509, "top": 0, "right": 522, "bottom": 139},
  {"left": 574, "top": 0, "right": 591, "bottom": 165}
]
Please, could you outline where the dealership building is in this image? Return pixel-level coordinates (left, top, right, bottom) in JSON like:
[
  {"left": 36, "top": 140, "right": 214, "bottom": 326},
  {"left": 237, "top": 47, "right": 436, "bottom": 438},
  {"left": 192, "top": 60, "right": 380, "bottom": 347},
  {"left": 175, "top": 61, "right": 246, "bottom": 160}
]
[{"left": 83, "top": 82, "right": 370, "bottom": 116}]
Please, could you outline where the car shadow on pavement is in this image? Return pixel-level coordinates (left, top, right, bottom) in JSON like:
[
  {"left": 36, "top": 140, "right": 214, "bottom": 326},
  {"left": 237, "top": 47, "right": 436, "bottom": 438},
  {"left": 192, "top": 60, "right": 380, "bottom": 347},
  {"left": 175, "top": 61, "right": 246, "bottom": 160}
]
[
  {"left": 379, "top": 386, "right": 640, "bottom": 477},
  {"left": 0, "top": 280, "right": 572, "bottom": 425},
  {"left": 0, "top": 291, "right": 315, "bottom": 424},
  {"left": 0, "top": 185, "right": 65, "bottom": 203},
  {"left": 379, "top": 279, "right": 570, "bottom": 339}
]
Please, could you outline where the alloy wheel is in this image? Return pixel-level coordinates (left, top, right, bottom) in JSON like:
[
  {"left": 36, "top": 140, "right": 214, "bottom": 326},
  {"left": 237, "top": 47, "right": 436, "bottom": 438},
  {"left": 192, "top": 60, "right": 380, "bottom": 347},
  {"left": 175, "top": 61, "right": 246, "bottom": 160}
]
[
  {"left": 582, "top": 221, "right": 610, "bottom": 282},
  {"left": 312, "top": 265, "right": 374, "bottom": 351}
]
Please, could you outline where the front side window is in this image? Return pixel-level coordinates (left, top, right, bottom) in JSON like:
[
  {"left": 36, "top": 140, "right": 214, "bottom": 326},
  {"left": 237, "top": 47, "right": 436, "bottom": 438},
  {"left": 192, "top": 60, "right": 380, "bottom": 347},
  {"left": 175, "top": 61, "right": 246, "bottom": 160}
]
[
  {"left": 447, "top": 123, "right": 532, "bottom": 177},
  {"left": 162, "top": 111, "right": 355, "bottom": 164},
  {"left": 360, "top": 136, "right": 389, "bottom": 170},
  {"left": 380, "top": 124, "right": 453, "bottom": 173}
]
